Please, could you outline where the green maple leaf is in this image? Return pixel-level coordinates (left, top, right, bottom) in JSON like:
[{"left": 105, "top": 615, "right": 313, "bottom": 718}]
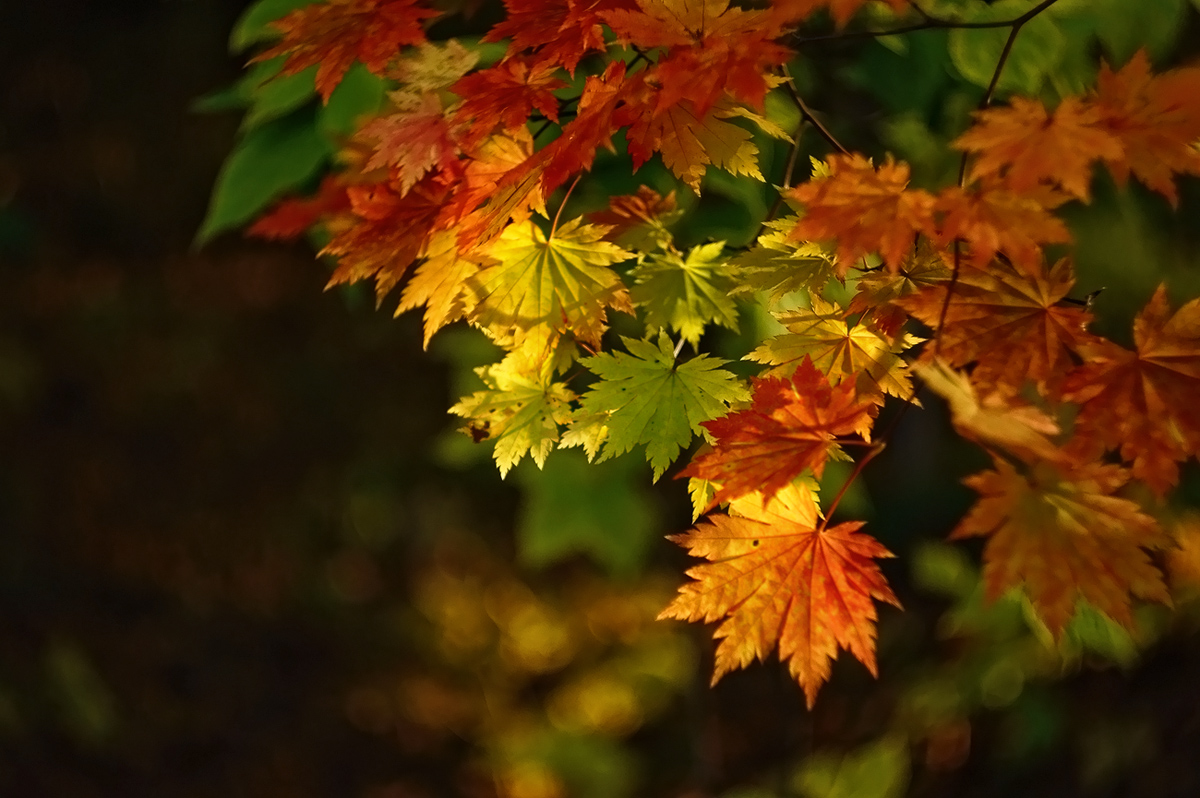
[
  {"left": 568, "top": 335, "right": 750, "bottom": 480},
  {"left": 730, "top": 218, "right": 838, "bottom": 304},
  {"left": 631, "top": 241, "right": 739, "bottom": 347},
  {"left": 467, "top": 216, "right": 634, "bottom": 346},
  {"left": 449, "top": 353, "right": 576, "bottom": 477}
]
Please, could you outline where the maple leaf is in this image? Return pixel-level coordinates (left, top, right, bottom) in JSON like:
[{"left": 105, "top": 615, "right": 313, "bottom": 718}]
[
  {"left": 631, "top": 241, "right": 739, "bottom": 347},
  {"left": 954, "top": 458, "right": 1170, "bottom": 636},
  {"left": 451, "top": 58, "right": 565, "bottom": 145},
  {"left": 660, "top": 480, "right": 899, "bottom": 707},
  {"left": 585, "top": 186, "right": 680, "bottom": 250},
  {"left": 788, "top": 154, "right": 936, "bottom": 272},
  {"left": 322, "top": 177, "right": 448, "bottom": 300},
  {"left": 392, "top": 40, "right": 479, "bottom": 93},
  {"left": 845, "top": 238, "right": 951, "bottom": 338},
  {"left": 896, "top": 257, "right": 1092, "bottom": 397},
  {"left": 1091, "top": 51, "right": 1200, "bottom": 206},
  {"left": 568, "top": 335, "right": 751, "bottom": 479},
  {"left": 450, "top": 350, "right": 576, "bottom": 477},
  {"left": 682, "top": 358, "right": 875, "bottom": 508},
  {"left": 358, "top": 94, "right": 461, "bottom": 193},
  {"left": 248, "top": 176, "right": 350, "bottom": 240},
  {"left": 626, "top": 100, "right": 762, "bottom": 193},
  {"left": 395, "top": 229, "right": 491, "bottom": 347},
  {"left": 954, "top": 96, "right": 1123, "bottom": 202},
  {"left": 730, "top": 218, "right": 838, "bottom": 304},
  {"left": 933, "top": 182, "right": 1071, "bottom": 270},
  {"left": 257, "top": 0, "right": 440, "bottom": 101},
  {"left": 747, "top": 296, "right": 921, "bottom": 402},
  {"left": 603, "top": 0, "right": 791, "bottom": 115},
  {"left": 485, "top": 0, "right": 630, "bottom": 74},
  {"left": 466, "top": 216, "right": 634, "bottom": 347},
  {"left": 1061, "top": 285, "right": 1200, "bottom": 496},
  {"left": 441, "top": 128, "right": 546, "bottom": 227},
  {"left": 915, "top": 359, "right": 1071, "bottom": 467}
]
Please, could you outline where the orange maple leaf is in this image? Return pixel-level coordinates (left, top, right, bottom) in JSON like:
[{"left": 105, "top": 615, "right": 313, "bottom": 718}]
[
  {"left": 358, "top": 94, "right": 463, "bottom": 193},
  {"left": 788, "top": 154, "right": 936, "bottom": 272},
  {"left": 661, "top": 481, "right": 899, "bottom": 707},
  {"left": 1062, "top": 285, "right": 1200, "bottom": 496},
  {"left": 681, "top": 358, "right": 875, "bottom": 508},
  {"left": 257, "top": 0, "right": 440, "bottom": 101},
  {"left": 1091, "top": 50, "right": 1200, "bottom": 206},
  {"left": 954, "top": 96, "right": 1123, "bottom": 202},
  {"left": 934, "top": 182, "right": 1071, "bottom": 270},
  {"left": 896, "top": 257, "right": 1092, "bottom": 397},
  {"left": 954, "top": 459, "right": 1169, "bottom": 636},
  {"left": 845, "top": 239, "right": 951, "bottom": 338}
]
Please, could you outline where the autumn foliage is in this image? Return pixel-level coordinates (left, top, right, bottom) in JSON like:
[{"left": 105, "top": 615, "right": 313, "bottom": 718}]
[{"left": 215, "top": 0, "right": 1200, "bottom": 707}]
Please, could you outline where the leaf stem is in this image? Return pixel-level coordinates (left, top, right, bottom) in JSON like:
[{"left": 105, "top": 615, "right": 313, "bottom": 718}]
[
  {"left": 819, "top": 442, "right": 885, "bottom": 530},
  {"left": 550, "top": 174, "right": 582, "bottom": 238}
]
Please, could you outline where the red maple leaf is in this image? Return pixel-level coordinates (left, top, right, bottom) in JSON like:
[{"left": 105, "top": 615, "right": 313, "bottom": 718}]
[
  {"left": 603, "top": 0, "right": 792, "bottom": 115},
  {"left": 485, "top": 0, "right": 633, "bottom": 73},
  {"left": 955, "top": 459, "right": 1169, "bottom": 636},
  {"left": 248, "top": 176, "right": 350, "bottom": 241},
  {"left": 1062, "top": 285, "right": 1200, "bottom": 496},
  {"left": 451, "top": 58, "right": 565, "bottom": 145},
  {"left": 257, "top": 0, "right": 440, "bottom": 101},
  {"left": 322, "top": 177, "right": 450, "bottom": 300},
  {"left": 681, "top": 358, "right": 875, "bottom": 508}
]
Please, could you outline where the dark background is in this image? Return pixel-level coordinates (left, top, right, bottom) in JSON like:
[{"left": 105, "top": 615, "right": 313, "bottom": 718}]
[{"left": 2, "top": 2, "right": 1200, "bottom": 797}]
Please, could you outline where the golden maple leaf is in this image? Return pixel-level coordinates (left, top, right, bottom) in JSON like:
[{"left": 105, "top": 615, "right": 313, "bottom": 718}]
[
  {"left": 467, "top": 217, "right": 635, "bottom": 346},
  {"left": 953, "top": 459, "right": 1170, "bottom": 636},
  {"left": 660, "top": 481, "right": 899, "bottom": 707},
  {"left": 747, "top": 295, "right": 921, "bottom": 402}
]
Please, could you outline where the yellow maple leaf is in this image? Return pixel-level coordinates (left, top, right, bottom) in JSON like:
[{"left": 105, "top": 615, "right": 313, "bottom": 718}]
[
  {"left": 449, "top": 350, "right": 576, "bottom": 477},
  {"left": 467, "top": 217, "right": 635, "bottom": 347},
  {"left": 746, "top": 295, "right": 921, "bottom": 402},
  {"left": 396, "top": 229, "right": 489, "bottom": 348},
  {"left": 627, "top": 101, "right": 762, "bottom": 192}
]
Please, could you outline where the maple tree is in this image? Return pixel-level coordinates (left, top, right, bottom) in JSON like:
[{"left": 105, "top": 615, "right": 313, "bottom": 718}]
[{"left": 205, "top": 0, "right": 1200, "bottom": 725}]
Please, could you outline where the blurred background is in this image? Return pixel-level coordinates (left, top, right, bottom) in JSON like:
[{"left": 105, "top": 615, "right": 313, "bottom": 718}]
[{"left": 2, "top": 1, "right": 1200, "bottom": 797}]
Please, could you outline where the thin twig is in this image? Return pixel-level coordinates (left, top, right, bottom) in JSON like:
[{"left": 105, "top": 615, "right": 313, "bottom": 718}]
[
  {"left": 783, "top": 68, "right": 849, "bottom": 156},
  {"left": 792, "top": 0, "right": 1063, "bottom": 44}
]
